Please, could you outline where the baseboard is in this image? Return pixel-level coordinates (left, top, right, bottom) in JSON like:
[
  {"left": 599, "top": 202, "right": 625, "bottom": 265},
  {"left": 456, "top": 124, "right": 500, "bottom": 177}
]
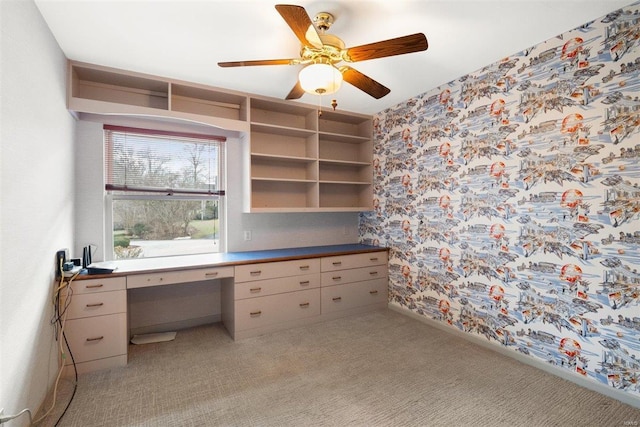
[
  {"left": 129, "top": 314, "right": 221, "bottom": 337},
  {"left": 388, "top": 303, "right": 640, "bottom": 410}
]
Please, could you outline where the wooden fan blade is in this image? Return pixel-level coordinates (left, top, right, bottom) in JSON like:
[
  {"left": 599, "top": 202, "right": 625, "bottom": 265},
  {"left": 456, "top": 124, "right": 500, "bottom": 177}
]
[
  {"left": 275, "top": 4, "right": 323, "bottom": 49},
  {"left": 218, "top": 59, "right": 297, "bottom": 67},
  {"left": 285, "top": 81, "right": 305, "bottom": 100},
  {"left": 344, "top": 33, "right": 428, "bottom": 62},
  {"left": 341, "top": 66, "right": 390, "bottom": 99}
]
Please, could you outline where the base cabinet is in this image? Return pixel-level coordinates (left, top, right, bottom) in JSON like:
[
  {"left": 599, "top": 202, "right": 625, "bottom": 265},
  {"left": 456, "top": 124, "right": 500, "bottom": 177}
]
[
  {"left": 223, "top": 250, "right": 388, "bottom": 340},
  {"left": 61, "top": 277, "right": 128, "bottom": 375},
  {"left": 321, "top": 278, "right": 388, "bottom": 314}
]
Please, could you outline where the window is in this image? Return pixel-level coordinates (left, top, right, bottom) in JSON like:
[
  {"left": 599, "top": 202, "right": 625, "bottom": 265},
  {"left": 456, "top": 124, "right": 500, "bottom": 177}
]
[{"left": 104, "top": 125, "right": 225, "bottom": 259}]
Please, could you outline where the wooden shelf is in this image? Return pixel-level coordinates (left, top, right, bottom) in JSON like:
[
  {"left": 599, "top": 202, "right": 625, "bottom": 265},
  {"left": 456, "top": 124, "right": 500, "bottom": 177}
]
[
  {"left": 67, "top": 61, "right": 248, "bottom": 132},
  {"left": 66, "top": 60, "right": 373, "bottom": 213}
]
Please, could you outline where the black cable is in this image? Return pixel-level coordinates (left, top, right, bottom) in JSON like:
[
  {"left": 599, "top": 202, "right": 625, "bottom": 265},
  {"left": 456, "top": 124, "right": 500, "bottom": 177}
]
[
  {"left": 54, "top": 329, "right": 78, "bottom": 427},
  {"left": 47, "top": 269, "right": 79, "bottom": 427}
]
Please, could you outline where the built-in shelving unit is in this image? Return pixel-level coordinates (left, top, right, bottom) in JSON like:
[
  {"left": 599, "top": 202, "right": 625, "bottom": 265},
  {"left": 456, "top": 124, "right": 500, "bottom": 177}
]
[
  {"left": 246, "top": 97, "right": 372, "bottom": 212},
  {"left": 67, "top": 60, "right": 373, "bottom": 213},
  {"left": 68, "top": 61, "right": 248, "bottom": 133}
]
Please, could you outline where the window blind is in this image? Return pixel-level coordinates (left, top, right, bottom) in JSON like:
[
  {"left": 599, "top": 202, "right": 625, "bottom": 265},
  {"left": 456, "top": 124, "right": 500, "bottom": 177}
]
[{"left": 104, "top": 125, "right": 226, "bottom": 196}]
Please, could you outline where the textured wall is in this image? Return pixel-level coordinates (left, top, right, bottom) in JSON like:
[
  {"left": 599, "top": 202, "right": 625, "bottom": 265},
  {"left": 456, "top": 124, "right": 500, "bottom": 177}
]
[{"left": 361, "top": 3, "right": 640, "bottom": 398}]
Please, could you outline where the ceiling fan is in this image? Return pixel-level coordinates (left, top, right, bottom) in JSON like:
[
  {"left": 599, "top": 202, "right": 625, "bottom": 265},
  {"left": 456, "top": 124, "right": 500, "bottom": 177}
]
[{"left": 218, "top": 4, "right": 428, "bottom": 100}]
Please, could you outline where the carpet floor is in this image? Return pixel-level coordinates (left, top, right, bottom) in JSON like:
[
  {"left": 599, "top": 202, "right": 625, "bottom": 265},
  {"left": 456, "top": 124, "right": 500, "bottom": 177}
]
[{"left": 38, "top": 309, "right": 640, "bottom": 426}]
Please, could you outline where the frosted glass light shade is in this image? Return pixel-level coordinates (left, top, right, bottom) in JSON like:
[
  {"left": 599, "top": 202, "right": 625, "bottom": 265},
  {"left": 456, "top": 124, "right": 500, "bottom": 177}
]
[{"left": 299, "top": 63, "right": 343, "bottom": 95}]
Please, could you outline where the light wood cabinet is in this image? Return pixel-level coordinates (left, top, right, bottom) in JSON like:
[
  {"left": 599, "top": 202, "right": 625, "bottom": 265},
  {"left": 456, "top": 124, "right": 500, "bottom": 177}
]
[
  {"left": 223, "top": 250, "right": 387, "bottom": 340},
  {"left": 67, "top": 60, "right": 373, "bottom": 213},
  {"left": 225, "top": 259, "right": 322, "bottom": 340},
  {"left": 61, "top": 277, "right": 128, "bottom": 375},
  {"left": 320, "top": 252, "right": 388, "bottom": 316}
]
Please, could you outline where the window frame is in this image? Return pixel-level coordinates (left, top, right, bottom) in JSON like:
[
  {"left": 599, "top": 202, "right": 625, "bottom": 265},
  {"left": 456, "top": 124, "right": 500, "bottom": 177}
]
[{"left": 103, "top": 125, "right": 227, "bottom": 260}]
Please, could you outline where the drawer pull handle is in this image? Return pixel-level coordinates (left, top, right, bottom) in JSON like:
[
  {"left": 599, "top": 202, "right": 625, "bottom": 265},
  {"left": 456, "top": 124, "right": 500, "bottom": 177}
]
[
  {"left": 86, "top": 303, "right": 104, "bottom": 307},
  {"left": 332, "top": 276, "right": 342, "bottom": 280},
  {"left": 299, "top": 302, "right": 310, "bottom": 308},
  {"left": 370, "top": 257, "right": 379, "bottom": 261},
  {"left": 369, "top": 290, "right": 379, "bottom": 295},
  {"left": 299, "top": 281, "right": 310, "bottom": 286},
  {"left": 205, "top": 272, "right": 219, "bottom": 277},
  {"left": 249, "top": 287, "right": 262, "bottom": 293},
  {"left": 369, "top": 271, "right": 379, "bottom": 275},
  {"left": 250, "top": 270, "right": 262, "bottom": 276},
  {"left": 332, "top": 261, "right": 342, "bottom": 266},
  {"left": 299, "top": 265, "right": 310, "bottom": 270},
  {"left": 86, "top": 284, "right": 103, "bottom": 289},
  {"left": 86, "top": 336, "right": 104, "bottom": 342},
  {"left": 250, "top": 310, "right": 262, "bottom": 316},
  {"left": 332, "top": 297, "right": 342, "bottom": 302}
]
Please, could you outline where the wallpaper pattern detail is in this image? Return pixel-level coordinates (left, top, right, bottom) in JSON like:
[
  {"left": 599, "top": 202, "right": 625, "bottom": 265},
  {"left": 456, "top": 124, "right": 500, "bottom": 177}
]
[{"left": 360, "top": 3, "right": 640, "bottom": 397}]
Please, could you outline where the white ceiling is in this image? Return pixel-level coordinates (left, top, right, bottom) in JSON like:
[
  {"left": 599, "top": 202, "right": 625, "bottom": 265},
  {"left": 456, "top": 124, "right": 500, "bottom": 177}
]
[{"left": 35, "top": 0, "right": 633, "bottom": 115}]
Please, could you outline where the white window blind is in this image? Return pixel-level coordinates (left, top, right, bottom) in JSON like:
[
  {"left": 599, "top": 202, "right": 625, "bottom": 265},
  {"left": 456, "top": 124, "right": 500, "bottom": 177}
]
[{"left": 104, "top": 125, "right": 226, "bottom": 196}]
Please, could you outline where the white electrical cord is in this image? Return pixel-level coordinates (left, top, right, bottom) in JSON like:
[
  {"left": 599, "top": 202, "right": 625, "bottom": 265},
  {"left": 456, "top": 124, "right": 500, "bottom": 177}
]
[
  {"left": 0, "top": 408, "right": 33, "bottom": 425},
  {"left": 31, "top": 261, "right": 80, "bottom": 425}
]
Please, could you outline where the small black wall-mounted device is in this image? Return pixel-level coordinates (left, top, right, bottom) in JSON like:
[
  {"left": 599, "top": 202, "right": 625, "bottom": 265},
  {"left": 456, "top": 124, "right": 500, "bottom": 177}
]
[{"left": 55, "top": 249, "right": 68, "bottom": 276}]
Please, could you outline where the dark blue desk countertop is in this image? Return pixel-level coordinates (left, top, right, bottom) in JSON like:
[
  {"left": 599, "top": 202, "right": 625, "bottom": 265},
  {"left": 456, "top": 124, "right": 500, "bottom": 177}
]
[{"left": 82, "top": 244, "right": 387, "bottom": 277}]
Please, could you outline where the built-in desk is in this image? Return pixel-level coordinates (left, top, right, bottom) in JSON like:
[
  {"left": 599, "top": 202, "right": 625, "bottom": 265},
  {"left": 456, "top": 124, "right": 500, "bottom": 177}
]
[{"left": 63, "top": 244, "right": 388, "bottom": 374}]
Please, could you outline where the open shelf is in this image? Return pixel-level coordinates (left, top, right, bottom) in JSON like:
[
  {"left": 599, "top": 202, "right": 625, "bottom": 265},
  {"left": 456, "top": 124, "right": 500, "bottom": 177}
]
[
  {"left": 66, "top": 61, "right": 373, "bottom": 213},
  {"left": 251, "top": 155, "right": 317, "bottom": 181},
  {"left": 319, "top": 183, "right": 373, "bottom": 210},
  {"left": 67, "top": 61, "right": 249, "bottom": 132},
  {"left": 245, "top": 96, "right": 373, "bottom": 212},
  {"left": 171, "top": 83, "right": 247, "bottom": 121},
  {"left": 70, "top": 65, "right": 169, "bottom": 110},
  {"left": 250, "top": 180, "right": 318, "bottom": 210},
  {"left": 250, "top": 98, "right": 317, "bottom": 131}
]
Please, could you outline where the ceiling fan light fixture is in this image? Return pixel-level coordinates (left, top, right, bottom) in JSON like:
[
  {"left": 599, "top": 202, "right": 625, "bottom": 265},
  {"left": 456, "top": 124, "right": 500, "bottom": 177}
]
[{"left": 299, "top": 62, "right": 343, "bottom": 95}]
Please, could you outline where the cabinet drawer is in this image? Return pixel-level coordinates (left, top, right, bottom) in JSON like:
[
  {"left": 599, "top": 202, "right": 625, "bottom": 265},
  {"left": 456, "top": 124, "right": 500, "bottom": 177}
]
[
  {"left": 321, "top": 278, "right": 388, "bottom": 314},
  {"left": 69, "top": 277, "right": 126, "bottom": 294},
  {"left": 235, "top": 259, "right": 320, "bottom": 282},
  {"left": 321, "top": 265, "right": 388, "bottom": 287},
  {"left": 321, "top": 251, "right": 387, "bottom": 272},
  {"left": 62, "top": 290, "right": 126, "bottom": 320},
  {"left": 234, "top": 274, "right": 320, "bottom": 300},
  {"left": 127, "top": 266, "right": 234, "bottom": 289},
  {"left": 64, "top": 313, "right": 128, "bottom": 364},
  {"left": 234, "top": 288, "right": 320, "bottom": 331}
]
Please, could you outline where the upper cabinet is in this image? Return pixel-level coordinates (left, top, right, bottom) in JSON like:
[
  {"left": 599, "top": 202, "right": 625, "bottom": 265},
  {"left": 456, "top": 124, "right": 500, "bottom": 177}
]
[{"left": 67, "top": 61, "right": 373, "bottom": 213}]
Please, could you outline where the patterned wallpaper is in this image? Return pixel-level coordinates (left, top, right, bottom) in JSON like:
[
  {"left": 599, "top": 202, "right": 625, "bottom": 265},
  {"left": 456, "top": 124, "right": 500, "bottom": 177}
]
[{"left": 360, "top": 2, "right": 640, "bottom": 398}]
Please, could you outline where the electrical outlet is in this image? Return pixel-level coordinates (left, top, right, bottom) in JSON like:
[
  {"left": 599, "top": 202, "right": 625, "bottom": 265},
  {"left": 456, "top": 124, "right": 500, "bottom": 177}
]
[{"left": 243, "top": 230, "right": 252, "bottom": 241}]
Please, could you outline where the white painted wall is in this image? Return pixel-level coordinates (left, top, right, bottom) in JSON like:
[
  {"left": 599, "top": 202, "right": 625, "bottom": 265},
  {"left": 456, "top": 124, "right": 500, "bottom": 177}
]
[{"left": 0, "top": 0, "right": 76, "bottom": 422}]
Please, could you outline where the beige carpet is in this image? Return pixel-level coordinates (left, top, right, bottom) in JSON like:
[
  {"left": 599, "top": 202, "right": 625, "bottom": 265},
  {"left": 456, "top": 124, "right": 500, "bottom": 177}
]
[{"left": 39, "top": 309, "right": 640, "bottom": 426}]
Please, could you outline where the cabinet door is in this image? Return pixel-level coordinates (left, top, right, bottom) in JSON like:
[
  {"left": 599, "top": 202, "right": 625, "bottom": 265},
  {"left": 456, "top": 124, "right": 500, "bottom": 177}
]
[
  {"left": 235, "top": 259, "right": 320, "bottom": 282},
  {"left": 64, "top": 313, "right": 128, "bottom": 364},
  {"left": 234, "top": 288, "right": 320, "bottom": 331},
  {"left": 321, "top": 251, "right": 387, "bottom": 272},
  {"left": 321, "top": 278, "right": 388, "bottom": 314},
  {"left": 69, "top": 277, "right": 126, "bottom": 295},
  {"left": 126, "top": 266, "right": 234, "bottom": 289},
  {"left": 62, "top": 290, "right": 126, "bottom": 320},
  {"left": 321, "top": 265, "right": 387, "bottom": 287},
  {"left": 234, "top": 274, "right": 320, "bottom": 300}
]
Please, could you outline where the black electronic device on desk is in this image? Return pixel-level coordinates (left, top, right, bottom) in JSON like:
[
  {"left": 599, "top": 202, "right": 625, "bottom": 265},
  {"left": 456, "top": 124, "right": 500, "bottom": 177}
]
[{"left": 86, "top": 262, "right": 117, "bottom": 275}]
